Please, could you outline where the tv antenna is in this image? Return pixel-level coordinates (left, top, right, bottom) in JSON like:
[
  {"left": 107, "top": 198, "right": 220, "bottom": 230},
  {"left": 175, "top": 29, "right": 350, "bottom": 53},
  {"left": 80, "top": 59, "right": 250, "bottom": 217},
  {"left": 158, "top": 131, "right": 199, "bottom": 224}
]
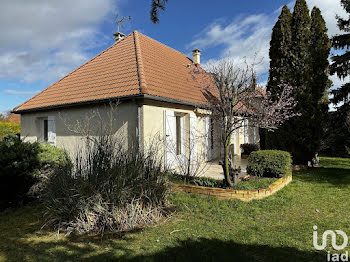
[{"left": 116, "top": 15, "right": 131, "bottom": 32}]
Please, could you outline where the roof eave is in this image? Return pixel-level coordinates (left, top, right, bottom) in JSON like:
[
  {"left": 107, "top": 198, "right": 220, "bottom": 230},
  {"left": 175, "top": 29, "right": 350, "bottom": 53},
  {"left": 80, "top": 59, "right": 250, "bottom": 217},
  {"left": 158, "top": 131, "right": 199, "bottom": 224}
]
[{"left": 12, "top": 94, "right": 208, "bottom": 114}]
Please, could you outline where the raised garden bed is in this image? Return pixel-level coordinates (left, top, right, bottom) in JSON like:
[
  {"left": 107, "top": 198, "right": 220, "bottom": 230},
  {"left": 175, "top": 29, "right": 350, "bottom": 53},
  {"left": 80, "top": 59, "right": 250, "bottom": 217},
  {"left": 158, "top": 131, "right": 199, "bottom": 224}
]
[
  {"left": 171, "top": 173, "right": 292, "bottom": 201},
  {"left": 168, "top": 174, "right": 277, "bottom": 190},
  {"left": 171, "top": 150, "right": 293, "bottom": 201}
]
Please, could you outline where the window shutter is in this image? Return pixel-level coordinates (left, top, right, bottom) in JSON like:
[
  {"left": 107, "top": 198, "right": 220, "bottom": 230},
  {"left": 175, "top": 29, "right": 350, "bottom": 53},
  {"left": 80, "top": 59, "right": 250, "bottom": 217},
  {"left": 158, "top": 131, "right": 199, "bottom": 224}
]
[
  {"left": 189, "top": 113, "right": 197, "bottom": 163},
  {"left": 204, "top": 116, "right": 211, "bottom": 161},
  {"left": 180, "top": 116, "right": 185, "bottom": 158},
  {"left": 244, "top": 119, "right": 249, "bottom": 144},
  {"left": 164, "top": 110, "right": 176, "bottom": 168},
  {"left": 47, "top": 116, "right": 56, "bottom": 146}
]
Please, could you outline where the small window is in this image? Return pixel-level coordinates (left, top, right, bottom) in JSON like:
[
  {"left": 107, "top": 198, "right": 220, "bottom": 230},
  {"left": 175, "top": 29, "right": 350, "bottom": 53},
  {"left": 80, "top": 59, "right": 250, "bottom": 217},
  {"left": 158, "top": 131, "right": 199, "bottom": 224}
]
[
  {"left": 43, "top": 119, "right": 48, "bottom": 142},
  {"left": 176, "top": 116, "right": 182, "bottom": 155}
]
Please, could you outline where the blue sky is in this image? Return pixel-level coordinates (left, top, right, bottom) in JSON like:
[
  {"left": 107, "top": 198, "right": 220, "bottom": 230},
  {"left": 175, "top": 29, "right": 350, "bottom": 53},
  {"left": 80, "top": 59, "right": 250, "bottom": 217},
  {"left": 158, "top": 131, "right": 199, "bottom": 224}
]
[{"left": 0, "top": 0, "right": 346, "bottom": 113}]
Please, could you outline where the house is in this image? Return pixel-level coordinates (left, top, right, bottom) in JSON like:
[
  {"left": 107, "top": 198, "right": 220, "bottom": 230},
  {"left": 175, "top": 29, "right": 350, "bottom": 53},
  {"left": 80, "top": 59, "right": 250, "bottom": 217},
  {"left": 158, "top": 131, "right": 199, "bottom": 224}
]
[
  {"left": 12, "top": 30, "right": 259, "bottom": 168},
  {"left": 4, "top": 114, "right": 20, "bottom": 124}
]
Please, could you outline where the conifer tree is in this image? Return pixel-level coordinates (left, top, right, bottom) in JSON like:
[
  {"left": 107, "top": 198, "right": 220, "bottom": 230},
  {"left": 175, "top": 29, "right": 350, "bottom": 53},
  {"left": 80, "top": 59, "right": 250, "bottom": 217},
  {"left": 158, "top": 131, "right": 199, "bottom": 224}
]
[
  {"left": 264, "top": 5, "right": 293, "bottom": 150},
  {"left": 267, "top": 5, "right": 293, "bottom": 96},
  {"left": 331, "top": 0, "right": 350, "bottom": 119},
  {"left": 289, "top": 0, "right": 315, "bottom": 163},
  {"left": 330, "top": 0, "right": 350, "bottom": 156},
  {"left": 266, "top": 0, "right": 331, "bottom": 163},
  {"left": 310, "top": 7, "right": 331, "bottom": 153}
]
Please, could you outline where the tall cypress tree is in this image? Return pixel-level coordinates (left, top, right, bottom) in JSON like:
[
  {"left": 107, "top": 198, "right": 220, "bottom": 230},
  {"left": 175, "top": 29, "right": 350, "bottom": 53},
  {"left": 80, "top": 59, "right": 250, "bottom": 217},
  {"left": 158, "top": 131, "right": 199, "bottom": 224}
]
[
  {"left": 310, "top": 7, "right": 331, "bottom": 154},
  {"left": 330, "top": 0, "right": 350, "bottom": 156},
  {"left": 264, "top": 6, "right": 293, "bottom": 150},
  {"left": 267, "top": 5, "right": 293, "bottom": 96},
  {"left": 277, "top": 0, "right": 313, "bottom": 163},
  {"left": 291, "top": 0, "right": 312, "bottom": 88},
  {"left": 265, "top": 0, "right": 331, "bottom": 163}
]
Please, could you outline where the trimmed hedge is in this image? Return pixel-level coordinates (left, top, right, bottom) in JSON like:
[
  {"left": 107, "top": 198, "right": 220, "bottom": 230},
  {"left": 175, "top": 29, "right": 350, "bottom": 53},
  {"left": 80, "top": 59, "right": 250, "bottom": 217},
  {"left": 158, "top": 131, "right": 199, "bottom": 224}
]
[{"left": 247, "top": 150, "right": 292, "bottom": 178}]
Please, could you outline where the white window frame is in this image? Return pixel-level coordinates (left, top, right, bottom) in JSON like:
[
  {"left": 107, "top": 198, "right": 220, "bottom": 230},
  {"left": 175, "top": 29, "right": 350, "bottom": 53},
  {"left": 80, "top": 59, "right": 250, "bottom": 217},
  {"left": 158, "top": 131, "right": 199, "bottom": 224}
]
[{"left": 40, "top": 116, "right": 56, "bottom": 146}]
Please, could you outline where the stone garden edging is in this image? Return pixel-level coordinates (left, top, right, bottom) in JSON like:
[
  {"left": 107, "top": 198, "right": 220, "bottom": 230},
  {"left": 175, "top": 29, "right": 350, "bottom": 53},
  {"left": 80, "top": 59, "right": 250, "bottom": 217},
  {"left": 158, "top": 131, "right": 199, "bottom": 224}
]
[{"left": 172, "top": 174, "right": 292, "bottom": 201}]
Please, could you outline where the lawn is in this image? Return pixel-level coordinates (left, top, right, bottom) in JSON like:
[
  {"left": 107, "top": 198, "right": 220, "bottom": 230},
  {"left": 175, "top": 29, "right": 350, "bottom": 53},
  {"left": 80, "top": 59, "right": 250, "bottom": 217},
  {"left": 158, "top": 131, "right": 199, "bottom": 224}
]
[{"left": 0, "top": 157, "right": 349, "bottom": 262}]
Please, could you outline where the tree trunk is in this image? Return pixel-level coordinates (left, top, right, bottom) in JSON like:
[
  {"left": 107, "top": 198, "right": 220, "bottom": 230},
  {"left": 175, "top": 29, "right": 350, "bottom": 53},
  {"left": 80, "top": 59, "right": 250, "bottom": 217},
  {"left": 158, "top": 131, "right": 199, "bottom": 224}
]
[{"left": 223, "top": 137, "right": 234, "bottom": 187}]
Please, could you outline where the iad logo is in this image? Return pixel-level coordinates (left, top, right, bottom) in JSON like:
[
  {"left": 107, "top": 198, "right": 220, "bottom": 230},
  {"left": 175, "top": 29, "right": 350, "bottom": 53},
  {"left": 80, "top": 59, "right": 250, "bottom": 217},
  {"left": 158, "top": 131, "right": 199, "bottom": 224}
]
[
  {"left": 313, "top": 226, "right": 348, "bottom": 250},
  {"left": 313, "top": 226, "right": 349, "bottom": 261}
]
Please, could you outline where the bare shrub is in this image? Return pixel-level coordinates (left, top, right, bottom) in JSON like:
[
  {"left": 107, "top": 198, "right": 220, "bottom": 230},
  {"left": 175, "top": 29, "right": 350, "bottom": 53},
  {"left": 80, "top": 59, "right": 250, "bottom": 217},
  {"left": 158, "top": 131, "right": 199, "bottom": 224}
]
[
  {"left": 43, "top": 103, "right": 170, "bottom": 235},
  {"left": 166, "top": 127, "right": 208, "bottom": 181}
]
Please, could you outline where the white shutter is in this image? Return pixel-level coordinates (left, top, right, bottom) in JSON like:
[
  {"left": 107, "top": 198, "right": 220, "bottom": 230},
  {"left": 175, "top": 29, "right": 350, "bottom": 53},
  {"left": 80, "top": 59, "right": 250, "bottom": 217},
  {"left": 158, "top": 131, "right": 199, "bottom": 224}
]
[
  {"left": 180, "top": 116, "right": 185, "bottom": 159},
  {"left": 253, "top": 127, "right": 257, "bottom": 143},
  {"left": 189, "top": 113, "right": 197, "bottom": 163},
  {"left": 47, "top": 116, "right": 56, "bottom": 146},
  {"left": 204, "top": 116, "right": 213, "bottom": 161},
  {"left": 164, "top": 110, "right": 176, "bottom": 169},
  {"left": 244, "top": 119, "right": 249, "bottom": 144},
  {"left": 204, "top": 117, "right": 209, "bottom": 161},
  {"left": 211, "top": 118, "right": 217, "bottom": 160}
]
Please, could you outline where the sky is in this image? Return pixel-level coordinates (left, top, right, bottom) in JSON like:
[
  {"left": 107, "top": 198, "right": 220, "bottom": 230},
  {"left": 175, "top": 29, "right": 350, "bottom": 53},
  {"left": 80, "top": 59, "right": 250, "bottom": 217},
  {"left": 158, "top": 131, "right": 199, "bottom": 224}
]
[{"left": 0, "top": 0, "right": 347, "bottom": 113}]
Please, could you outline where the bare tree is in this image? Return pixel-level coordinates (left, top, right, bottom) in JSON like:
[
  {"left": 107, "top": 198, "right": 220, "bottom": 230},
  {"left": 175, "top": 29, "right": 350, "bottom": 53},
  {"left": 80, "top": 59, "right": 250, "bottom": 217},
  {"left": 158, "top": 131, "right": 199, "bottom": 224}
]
[
  {"left": 166, "top": 127, "right": 208, "bottom": 180},
  {"left": 193, "top": 59, "right": 298, "bottom": 186}
]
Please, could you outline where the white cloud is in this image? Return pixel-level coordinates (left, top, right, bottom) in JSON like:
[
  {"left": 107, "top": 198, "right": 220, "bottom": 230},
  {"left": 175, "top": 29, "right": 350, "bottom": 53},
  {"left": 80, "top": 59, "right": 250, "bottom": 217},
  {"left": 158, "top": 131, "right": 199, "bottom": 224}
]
[
  {"left": 189, "top": 14, "right": 273, "bottom": 76},
  {"left": 0, "top": 0, "right": 117, "bottom": 83},
  {"left": 5, "top": 89, "right": 40, "bottom": 95},
  {"left": 189, "top": 0, "right": 348, "bottom": 89},
  {"left": 306, "top": 0, "right": 347, "bottom": 37}
]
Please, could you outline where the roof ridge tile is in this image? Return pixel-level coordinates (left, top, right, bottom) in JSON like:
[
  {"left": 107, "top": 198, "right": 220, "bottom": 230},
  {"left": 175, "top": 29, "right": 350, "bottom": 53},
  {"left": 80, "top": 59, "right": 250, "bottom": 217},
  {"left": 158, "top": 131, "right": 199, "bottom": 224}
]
[{"left": 133, "top": 31, "right": 147, "bottom": 94}]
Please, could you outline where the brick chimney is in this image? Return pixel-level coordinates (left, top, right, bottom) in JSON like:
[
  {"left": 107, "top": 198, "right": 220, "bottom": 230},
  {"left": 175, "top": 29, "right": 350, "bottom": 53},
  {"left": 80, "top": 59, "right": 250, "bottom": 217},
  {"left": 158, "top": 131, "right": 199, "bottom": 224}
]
[{"left": 192, "top": 49, "right": 201, "bottom": 64}]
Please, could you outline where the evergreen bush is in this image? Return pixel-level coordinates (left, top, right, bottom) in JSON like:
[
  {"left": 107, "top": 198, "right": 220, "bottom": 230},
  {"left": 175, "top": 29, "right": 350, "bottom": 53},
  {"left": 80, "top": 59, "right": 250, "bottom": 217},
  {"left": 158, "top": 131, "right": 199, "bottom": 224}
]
[{"left": 247, "top": 150, "right": 292, "bottom": 178}]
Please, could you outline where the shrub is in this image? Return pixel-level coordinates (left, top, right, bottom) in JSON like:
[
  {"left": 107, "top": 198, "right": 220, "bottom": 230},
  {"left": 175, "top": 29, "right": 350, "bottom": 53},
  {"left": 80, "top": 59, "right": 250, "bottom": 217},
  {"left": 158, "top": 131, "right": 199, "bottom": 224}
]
[
  {"left": 0, "top": 135, "right": 41, "bottom": 209},
  {"left": 0, "top": 121, "right": 20, "bottom": 140},
  {"left": 43, "top": 135, "right": 170, "bottom": 235},
  {"left": 192, "top": 176, "right": 223, "bottom": 188},
  {"left": 0, "top": 136, "right": 70, "bottom": 210},
  {"left": 38, "top": 143, "right": 70, "bottom": 168},
  {"left": 240, "top": 143, "right": 260, "bottom": 155},
  {"left": 246, "top": 150, "right": 292, "bottom": 178}
]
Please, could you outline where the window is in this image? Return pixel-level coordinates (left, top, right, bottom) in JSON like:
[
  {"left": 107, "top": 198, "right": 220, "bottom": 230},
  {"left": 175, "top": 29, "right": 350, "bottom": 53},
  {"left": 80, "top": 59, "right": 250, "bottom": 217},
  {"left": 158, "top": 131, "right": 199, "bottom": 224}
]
[
  {"left": 176, "top": 116, "right": 182, "bottom": 155},
  {"left": 43, "top": 119, "right": 48, "bottom": 142},
  {"left": 40, "top": 116, "right": 56, "bottom": 145}
]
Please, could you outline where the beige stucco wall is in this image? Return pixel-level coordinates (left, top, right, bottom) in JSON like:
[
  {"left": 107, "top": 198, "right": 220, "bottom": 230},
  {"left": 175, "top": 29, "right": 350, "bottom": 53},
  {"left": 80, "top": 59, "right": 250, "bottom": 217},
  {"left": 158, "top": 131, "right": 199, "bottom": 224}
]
[
  {"left": 21, "top": 101, "right": 138, "bottom": 156},
  {"left": 141, "top": 100, "right": 220, "bottom": 164},
  {"left": 20, "top": 98, "right": 260, "bottom": 162}
]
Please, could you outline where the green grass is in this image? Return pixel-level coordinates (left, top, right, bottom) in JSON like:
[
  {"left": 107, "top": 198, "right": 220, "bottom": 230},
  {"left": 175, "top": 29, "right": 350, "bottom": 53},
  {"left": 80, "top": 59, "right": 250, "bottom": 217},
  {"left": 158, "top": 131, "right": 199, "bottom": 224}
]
[{"left": 1, "top": 156, "right": 350, "bottom": 261}]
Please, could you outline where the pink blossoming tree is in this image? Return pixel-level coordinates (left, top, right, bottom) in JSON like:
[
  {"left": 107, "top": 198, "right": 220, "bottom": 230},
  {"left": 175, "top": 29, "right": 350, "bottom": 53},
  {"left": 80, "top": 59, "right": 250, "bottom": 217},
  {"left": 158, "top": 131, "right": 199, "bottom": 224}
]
[{"left": 193, "top": 59, "right": 298, "bottom": 186}]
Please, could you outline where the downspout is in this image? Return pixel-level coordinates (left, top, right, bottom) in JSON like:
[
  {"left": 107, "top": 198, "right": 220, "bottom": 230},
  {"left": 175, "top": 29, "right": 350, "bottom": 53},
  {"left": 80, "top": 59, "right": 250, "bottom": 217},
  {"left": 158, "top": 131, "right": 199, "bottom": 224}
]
[{"left": 137, "top": 105, "right": 142, "bottom": 153}]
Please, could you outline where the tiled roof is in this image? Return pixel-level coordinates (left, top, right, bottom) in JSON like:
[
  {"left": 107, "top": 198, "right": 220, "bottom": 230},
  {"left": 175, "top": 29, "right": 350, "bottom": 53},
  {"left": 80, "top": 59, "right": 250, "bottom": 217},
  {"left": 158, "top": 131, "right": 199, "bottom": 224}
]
[
  {"left": 14, "top": 31, "right": 211, "bottom": 112},
  {"left": 4, "top": 113, "right": 20, "bottom": 123}
]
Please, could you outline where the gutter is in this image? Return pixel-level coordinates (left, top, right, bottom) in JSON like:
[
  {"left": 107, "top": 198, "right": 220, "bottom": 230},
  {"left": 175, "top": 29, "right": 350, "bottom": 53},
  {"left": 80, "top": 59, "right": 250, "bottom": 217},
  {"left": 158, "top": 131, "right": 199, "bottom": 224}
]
[{"left": 12, "top": 94, "right": 208, "bottom": 114}]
